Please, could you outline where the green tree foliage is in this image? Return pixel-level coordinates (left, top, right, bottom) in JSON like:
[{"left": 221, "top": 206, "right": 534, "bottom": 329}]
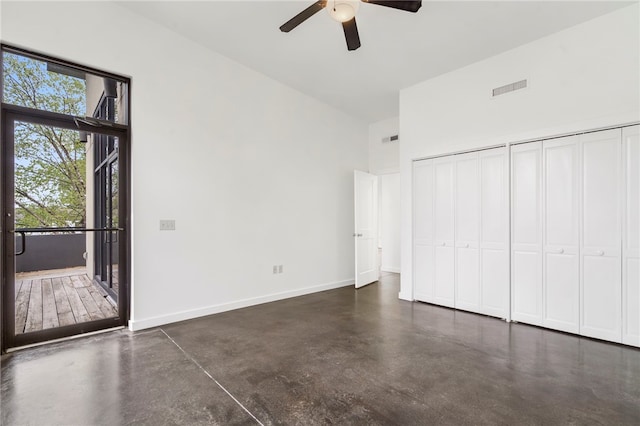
[{"left": 3, "top": 53, "right": 87, "bottom": 228}]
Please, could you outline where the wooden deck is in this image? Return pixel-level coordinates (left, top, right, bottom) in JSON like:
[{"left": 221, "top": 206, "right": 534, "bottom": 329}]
[{"left": 15, "top": 267, "right": 118, "bottom": 335}]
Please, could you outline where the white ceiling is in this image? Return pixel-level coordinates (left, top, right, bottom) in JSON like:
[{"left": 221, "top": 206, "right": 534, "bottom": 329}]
[{"left": 118, "top": 0, "right": 633, "bottom": 123}]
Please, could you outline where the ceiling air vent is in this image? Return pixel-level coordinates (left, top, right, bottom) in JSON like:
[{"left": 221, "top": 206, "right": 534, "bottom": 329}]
[
  {"left": 382, "top": 135, "right": 399, "bottom": 143},
  {"left": 492, "top": 79, "right": 527, "bottom": 97}
]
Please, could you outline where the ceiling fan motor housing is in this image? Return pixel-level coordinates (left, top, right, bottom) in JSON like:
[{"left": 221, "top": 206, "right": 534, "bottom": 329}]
[{"left": 327, "top": 0, "right": 361, "bottom": 22}]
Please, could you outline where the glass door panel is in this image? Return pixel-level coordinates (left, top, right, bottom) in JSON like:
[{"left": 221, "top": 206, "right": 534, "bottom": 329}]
[
  {"left": 3, "top": 112, "right": 125, "bottom": 348},
  {"left": 12, "top": 120, "right": 119, "bottom": 336}
]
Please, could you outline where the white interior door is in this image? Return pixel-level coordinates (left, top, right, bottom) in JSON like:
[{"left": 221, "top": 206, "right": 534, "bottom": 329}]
[
  {"left": 354, "top": 170, "right": 378, "bottom": 288},
  {"left": 580, "top": 129, "right": 622, "bottom": 342},
  {"left": 433, "top": 157, "right": 455, "bottom": 307},
  {"left": 479, "top": 147, "right": 509, "bottom": 319},
  {"left": 511, "top": 142, "right": 543, "bottom": 325},
  {"left": 455, "top": 153, "right": 480, "bottom": 313},
  {"left": 543, "top": 136, "right": 580, "bottom": 334},
  {"left": 413, "top": 160, "right": 434, "bottom": 302},
  {"left": 623, "top": 125, "right": 640, "bottom": 346}
]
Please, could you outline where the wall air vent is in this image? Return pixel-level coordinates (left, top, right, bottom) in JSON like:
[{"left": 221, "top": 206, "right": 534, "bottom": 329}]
[
  {"left": 492, "top": 79, "right": 527, "bottom": 97},
  {"left": 382, "top": 134, "right": 399, "bottom": 143}
]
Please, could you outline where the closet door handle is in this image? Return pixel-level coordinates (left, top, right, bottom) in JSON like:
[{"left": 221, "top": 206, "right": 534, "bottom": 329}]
[
  {"left": 464, "top": 243, "right": 469, "bottom": 248},
  {"left": 596, "top": 250, "right": 604, "bottom": 256},
  {"left": 550, "top": 248, "right": 564, "bottom": 254}
]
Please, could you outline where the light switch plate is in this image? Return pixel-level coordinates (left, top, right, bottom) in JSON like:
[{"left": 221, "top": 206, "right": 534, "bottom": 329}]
[{"left": 160, "top": 219, "right": 175, "bottom": 231}]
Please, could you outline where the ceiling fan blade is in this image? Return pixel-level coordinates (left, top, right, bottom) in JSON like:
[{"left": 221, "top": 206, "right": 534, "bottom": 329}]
[
  {"left": 279, "top": 0, "right": 327, "bottom": 32},
  {"left": 363, "top": 0, "right": 422, "bottom": 13},
  {"left": 342, "top": 17, "right": 361, "bottom": 51}
]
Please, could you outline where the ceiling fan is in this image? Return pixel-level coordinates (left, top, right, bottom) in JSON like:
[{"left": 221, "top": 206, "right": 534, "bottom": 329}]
[{"left": 279, "top": 0, "right": 422, "bottom": 51}]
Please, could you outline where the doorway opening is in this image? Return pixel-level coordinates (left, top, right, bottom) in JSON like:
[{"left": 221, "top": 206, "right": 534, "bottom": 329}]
[{"left": 1, "top": 45, "right": 131, "bottom": 350}]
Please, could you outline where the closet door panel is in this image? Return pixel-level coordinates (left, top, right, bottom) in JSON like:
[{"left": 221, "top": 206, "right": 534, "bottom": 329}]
[
  {"left": 624, "top": 258, "right": 639, "bottom": 345},
  {"left": 434, "top": 159, "right": 454, "bottom": 244},
  {"left": 582, "top": 256, "right": 621, "bottom": 339},
  {"left": 511, "top": 142, "right": 543, "bottom": 325},
  {"left": 456, "top": 247, "right": 480, "bottom": 311},
  {"left": 455, "top": 154, "right": 479, "bottom": 243},
  {"left": 544, "top": 138, "right": 579, "bottom": 247},
  {"left": 544, "top": 252, "right": 580, "bottom": 333},
  {"left": 433, "top": 158, "right": 455, "bottom": 307},
  {"left": 582, "top": 131, "right": 621, "bottom": 249},
  {"left": 580, "top": 130, "right": 621, "bottom": 342},
  {"left": 512, "top": 146, "right": 542, "bottom": 246},
  {"left": 482, "top": 249, "right": 508, "bottom": 316},
  {"left": 480, "top": 150, "right": 507, "bottom": 247},
  {"left": 455, "top": 153, "right": 480, "bottom": 312},
  {"left": 624, "top": 131, "right": 640, "bottom": 253},
  {"left": 413, "top": 160, "right": 434, "bottom": 302},
  {"left": 623, "top": 125, "right": 639, "bottom": 346},
  {"left": 434, "top": 247, "right": 455, "bottom": 307},
  {"left": 543, "top": 137, "right": 579, "bottom": 333},
  {"left": 512, "top": 251, "right": 542, "bottom": 322},
  {"left": 480, "top": 148, "right": 508, "bottom": 318},
  {"left": 414, "top": 245, "right": 434, "bottom": 302},
  {"left": 413, "top": 161, "right": 434, "bottom": 243}
]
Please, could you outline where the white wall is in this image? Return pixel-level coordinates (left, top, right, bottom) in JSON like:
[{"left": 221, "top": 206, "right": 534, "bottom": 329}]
[
  {"left": 369, "top": 117, "right": 399, "bottom": 175},
  {"left": 399, "top": 4, "right": 640, "bottom": 299},
  {"left": 369, "top": 117, "right": 401, "bottom": 272},
  {"left": 380, "top": 173, "right": 401, "bottom": 273},
  {"left": 354, "top": 115, "right": 404, "bottom": 277},
  {"left": 1, "top": 1, "right": 369, "bottom": 329}
]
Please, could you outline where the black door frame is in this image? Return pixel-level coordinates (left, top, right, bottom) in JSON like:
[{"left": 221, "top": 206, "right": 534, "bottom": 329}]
[
  {"left": 93, "top": 96, "right": 120, "bottom": 300},
  {"left": 1, "top": 103, "right": 131, "bottom": 350}
]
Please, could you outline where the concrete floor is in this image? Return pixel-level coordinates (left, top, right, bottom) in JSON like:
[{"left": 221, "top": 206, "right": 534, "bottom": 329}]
[{"left": 2, "top": 272, "right": 639, "bottom": 425}]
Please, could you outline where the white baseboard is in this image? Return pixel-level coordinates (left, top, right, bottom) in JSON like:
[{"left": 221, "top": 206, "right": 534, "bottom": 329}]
[
  {"left": 381, "top": 266, "right": 400, "bottom": 273},
  {"left": 129, "top": 278, "right": 354, "bottom": 331}
]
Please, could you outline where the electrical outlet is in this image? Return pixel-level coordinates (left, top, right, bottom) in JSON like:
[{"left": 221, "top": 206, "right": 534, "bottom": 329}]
[
  {"left": 159, "top": 219, "right": 175, "bottom": 231},
  {"left": 278, "top": 265, "right": 283, "bottom": 273},
  {"left": 273, "top": 265, "right": 278, "bottom": 274}
]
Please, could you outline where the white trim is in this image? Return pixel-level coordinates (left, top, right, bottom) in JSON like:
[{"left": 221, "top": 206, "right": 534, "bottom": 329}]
[
  {"left": 413, "top": 143, "right": 507, "bottom": 162},
  {"left": 381, "top": 266, "right": 401, "bottom": 273},
  {"left": 128, "top": 279, "right": 354, "bottom": 331},
  {"left": 410, "top": 121, "right": 640, "bottom": 164}
]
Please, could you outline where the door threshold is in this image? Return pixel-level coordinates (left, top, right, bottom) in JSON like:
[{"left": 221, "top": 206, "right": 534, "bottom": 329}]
[{"left": 6, "top": 326, "right": 125, "bottom": 353}]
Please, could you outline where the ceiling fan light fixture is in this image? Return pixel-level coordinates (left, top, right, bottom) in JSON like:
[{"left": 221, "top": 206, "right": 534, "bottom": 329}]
[
  {"left": 279, "top": 0, "right": 422, "bottom": 51},
  {"left": 327, "top": 0, "right": 360, "bottom": 22}
]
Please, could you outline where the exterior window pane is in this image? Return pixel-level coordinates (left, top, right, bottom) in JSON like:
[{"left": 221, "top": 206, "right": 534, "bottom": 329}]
[{"left": 2, "top": 50, "right": 128, "bottom": 124}]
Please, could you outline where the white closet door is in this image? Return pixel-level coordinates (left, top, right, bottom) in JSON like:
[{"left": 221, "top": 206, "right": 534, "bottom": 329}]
[
  {"left": 479, "top": 147, "right": 509, "bottom": 319},
  {"left": 511, "top": 142, "right": 543, "bottom": 325},
  {"left": 623, "top": 125, "right": 640, "bottom": 346},
  {"left": 455, "top": 152, "right": 480, "bottom": 313},
  {"left": 413, "top": 160, "right": 434, "bottom": 302},
  {"left": 433, "top": 157, "right": 455, "bottom": 308},
  {"left": 580, "top": 129, "right": 622, "bottom": 342},
  {"left": 543, "top": 136, "right": 580, "bottom": 334}
]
